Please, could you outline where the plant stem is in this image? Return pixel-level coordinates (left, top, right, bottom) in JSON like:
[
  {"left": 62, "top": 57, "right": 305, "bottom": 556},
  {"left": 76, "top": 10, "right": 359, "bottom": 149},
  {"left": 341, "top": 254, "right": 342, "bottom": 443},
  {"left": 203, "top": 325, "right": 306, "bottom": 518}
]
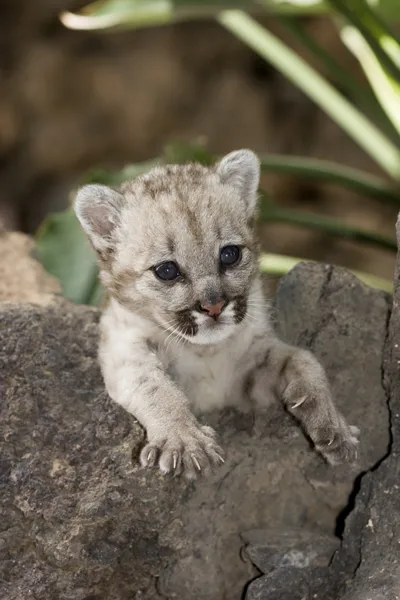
[
  {"left": 275, "top": 15, "right": 364, "bottom": 97},
  {"left": 326, "top": 0, "right": 400, "bottom": 82},
  {"left": 258, "top": 154, "right": 400, "bottom": 204},
  {"left": 275, "top": 14, "right": 398, "bottom": 138},
  {"left": 60, "top": 0, "right": 333, "bottom": 31},
  {"left": 218, "top": 10, "right": 400, "bottom": 180},
  {"left": 358, "top": 0, "right": 400, "bottom": 45},
  {"left": 340, "top": 25, "right": 400, "bottom": 139},
  {"left": 86, "top": 151, "right": 400, "bottom": 205},
  {"left": 260, "top": 204, "right": 397, "bottom": 251},
  {"left": 259, "top": 252, "right": 393, "bottom": 292}
]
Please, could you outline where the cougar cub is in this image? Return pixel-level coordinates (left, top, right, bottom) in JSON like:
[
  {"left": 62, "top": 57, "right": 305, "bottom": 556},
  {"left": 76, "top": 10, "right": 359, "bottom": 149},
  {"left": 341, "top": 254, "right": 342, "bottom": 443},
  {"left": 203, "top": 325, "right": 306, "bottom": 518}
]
[{"left": 75, "top": 149, "right": 359, "bottom": 479}]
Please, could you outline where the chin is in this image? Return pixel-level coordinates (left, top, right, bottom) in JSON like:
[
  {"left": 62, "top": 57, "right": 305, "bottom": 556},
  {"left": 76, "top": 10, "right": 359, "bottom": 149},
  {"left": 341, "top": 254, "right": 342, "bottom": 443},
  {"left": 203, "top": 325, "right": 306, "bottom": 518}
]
[{"left": 188, "top": 322, "right": 238, "bottom": 346}]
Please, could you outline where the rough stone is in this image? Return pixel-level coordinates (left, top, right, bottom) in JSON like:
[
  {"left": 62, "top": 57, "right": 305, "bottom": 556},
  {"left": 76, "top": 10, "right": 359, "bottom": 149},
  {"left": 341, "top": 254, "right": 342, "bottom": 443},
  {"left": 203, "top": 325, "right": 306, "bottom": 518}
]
[
  {"left": 246, "top": 225, "right": 400, "bottom": 600},
  {"left": 241, "top": 528, "right": 340, "bottom": 573},
  {"left": 245, "top": 566, "right": 313, "bottom": 600},
  {"left": 0, "top": 262, "right": 391, "bottom": 600},
  {"left": 0, "top": 231, "right": 61, "bottom": 304},
  {"left": 308, "top": 215, "right": 400, "bottom": 600}
]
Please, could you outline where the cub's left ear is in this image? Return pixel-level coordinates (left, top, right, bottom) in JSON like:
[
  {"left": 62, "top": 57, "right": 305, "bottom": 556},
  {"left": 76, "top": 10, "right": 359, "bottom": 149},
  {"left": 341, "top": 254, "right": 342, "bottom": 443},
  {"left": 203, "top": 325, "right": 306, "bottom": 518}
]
[{"left": 216, "top": 149, "right": 260, "bottom": 216}]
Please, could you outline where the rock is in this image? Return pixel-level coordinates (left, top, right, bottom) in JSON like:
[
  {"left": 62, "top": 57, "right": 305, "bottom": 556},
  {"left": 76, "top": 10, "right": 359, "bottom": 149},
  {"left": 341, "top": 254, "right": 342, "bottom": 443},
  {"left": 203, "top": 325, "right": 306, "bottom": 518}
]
[
  {"left": 247, "top": 223, "right": 400, "bottom": 600},
  {"left": 0, "top": 231, "right": 60, "bottom": 303},
  {"left": 246, "top": 567, "right": 311, "bottom": 600},
  {"left": 305, "top": 216, "right": 400, "bottom": 600},
  {"left": 0, "top": 263, "right": 391, "bottom": 600},
  {"left": 241, "top": 528, "right": 340, "bottom": 573},
  {"left": 274, "top": 262, "right": 391, "bottom": 470},
  {"left": 243, "top": 528, "right": 341, "bottom": 600}
]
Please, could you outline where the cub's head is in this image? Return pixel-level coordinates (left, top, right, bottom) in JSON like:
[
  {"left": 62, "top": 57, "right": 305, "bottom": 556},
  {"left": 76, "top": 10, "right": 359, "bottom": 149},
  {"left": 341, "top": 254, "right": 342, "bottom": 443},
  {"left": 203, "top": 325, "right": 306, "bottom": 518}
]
[{"left": 75, "top": 149, "right": 261, "bottom": 345}]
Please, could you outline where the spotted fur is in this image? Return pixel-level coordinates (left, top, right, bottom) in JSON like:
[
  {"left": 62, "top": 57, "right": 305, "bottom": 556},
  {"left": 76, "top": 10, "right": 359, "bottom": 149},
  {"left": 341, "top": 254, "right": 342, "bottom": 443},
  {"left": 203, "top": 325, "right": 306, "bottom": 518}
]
[{"left": 75, "top": 149, "right": 359, "bottom": 480}]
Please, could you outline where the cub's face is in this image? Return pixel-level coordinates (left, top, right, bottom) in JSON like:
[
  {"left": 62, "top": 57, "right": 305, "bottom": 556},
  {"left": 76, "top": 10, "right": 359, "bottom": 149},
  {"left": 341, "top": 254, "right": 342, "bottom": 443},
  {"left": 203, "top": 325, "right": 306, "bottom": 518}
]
[{"left": 75, "top": 150, "right": 261, "bottom": 345}]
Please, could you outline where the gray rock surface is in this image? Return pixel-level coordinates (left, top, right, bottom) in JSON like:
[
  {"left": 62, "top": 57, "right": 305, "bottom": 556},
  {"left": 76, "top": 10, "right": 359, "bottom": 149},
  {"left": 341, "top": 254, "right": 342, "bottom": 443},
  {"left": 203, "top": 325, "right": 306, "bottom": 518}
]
[
  {"left": 246, "top": 222, "right": 400, "bottom": 600},
  {"left": 242, "top": 528, "right": 340, "bottom": 573},
  {"left": 0, "top": 231, "right": 60, "bottom": 304},
  {"left": 308, "top": 216, "right": 400, "bottom": 600},
  {"left": 0, "top": 263, "right": 392, "bottom": 600}
]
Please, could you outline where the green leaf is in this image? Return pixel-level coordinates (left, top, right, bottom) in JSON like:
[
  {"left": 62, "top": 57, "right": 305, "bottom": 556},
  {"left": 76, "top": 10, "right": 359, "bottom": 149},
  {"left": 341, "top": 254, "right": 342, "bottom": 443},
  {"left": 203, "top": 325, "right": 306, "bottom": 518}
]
[
  {"left": 258, "top": 154, "right": 400, "bottom": 204},
  {"left": 60, "top": 0, "right": 255, "bottom": 31},
  {"left": 342, "top": 26, "right": 400, "bottom": 137},
  {"left": 163, "top": 141, "right": 215, "bottom": 165},
  {"left": 83, "top": 142, "right": 215, "bottom": 189},
  {"left": 260, "top": 204, "right": 397, "bottom": 251},
  {"left": 259, "top": 252, "right": 393, "bottom": 292},
  {"left": 274, "top": 15, "right": 398, "bottom": 138},
  {"left": 327, "top": 0, "right": 400, "bottom": 83},
  {"left": 35, "top": 211, "right": 103, "bottom": 306},
  {"left": 84, "top": 159, "right": 160, "bottom": 186},
  {"left": 218, "top": 10, "right": 400, "bottom": 179},
  {"left": 59, "top": 0, "right": 400, "bottom": 33},
  {"left": 85, "top": 148, "right": 400, "bottom": 205}
]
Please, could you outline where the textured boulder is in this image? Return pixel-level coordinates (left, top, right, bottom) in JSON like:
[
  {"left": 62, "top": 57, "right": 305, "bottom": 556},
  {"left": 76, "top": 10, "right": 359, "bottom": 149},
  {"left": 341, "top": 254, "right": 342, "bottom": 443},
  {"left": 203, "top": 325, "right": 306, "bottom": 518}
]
[
  {"left": 246, "top": 226, "right": 400, "bottom": 600},
  {"left": 0, "top": 231, "right": 60, "bottom": 304},
  {"left": 242, "top": 528, "right": 340, "bottom": 573},
  {"left": 312, "top": 215, "right": 400, "bottom": 600},
  {"left": 0, "top": 262, "right": 391, "bottom": 600}
]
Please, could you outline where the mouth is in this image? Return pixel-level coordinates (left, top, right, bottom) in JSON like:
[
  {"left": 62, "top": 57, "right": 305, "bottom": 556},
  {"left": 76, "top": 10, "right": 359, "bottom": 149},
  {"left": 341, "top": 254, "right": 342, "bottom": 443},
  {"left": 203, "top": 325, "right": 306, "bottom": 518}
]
[
  {"left": 160, "top": 296, "right": 248, "bottom": 346},
  {"left": 183, "top": 297, "right": 247, "bottom": 345},
  {"left": 192, "top": 316, "right": 238, "bottom": 345},
  {"left": 201, "top": 313, "right": 232, "bottom": 331}
]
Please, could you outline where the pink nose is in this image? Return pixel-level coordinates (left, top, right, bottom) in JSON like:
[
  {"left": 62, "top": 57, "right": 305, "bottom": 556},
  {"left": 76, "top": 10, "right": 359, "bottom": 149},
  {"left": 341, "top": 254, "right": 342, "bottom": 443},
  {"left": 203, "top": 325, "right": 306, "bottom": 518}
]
[{"left": 201, "top": 301, "right": 226, "bottom": 318}]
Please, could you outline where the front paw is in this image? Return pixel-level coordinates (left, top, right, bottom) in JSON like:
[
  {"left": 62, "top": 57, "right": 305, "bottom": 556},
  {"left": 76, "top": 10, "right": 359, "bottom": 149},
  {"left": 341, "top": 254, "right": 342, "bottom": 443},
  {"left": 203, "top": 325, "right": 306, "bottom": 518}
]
[
  {"left": 315, "top": 420, "right": 360, "bottom": 465},
  {"left": 287, "top": 387, "right": 360, "bottom": 465},
  {"left": 281, "top": 350, "right": 360, "bottom": 466},
  {"left": 140, "top": 423, "right": 225, "bottom": 480}
]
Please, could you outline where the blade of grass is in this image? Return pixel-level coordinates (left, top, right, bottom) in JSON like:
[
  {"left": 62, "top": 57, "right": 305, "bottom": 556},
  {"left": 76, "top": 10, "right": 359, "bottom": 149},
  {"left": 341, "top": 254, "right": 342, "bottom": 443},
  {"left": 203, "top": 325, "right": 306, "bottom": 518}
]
[
  {"left": 84, "top": 158, "right": 160, "bottom": 186},
  {"left": 341, "top": 25, "right": 400, "bottom": 137},
  {"left": 326, "top": 0, "right": 400, "bottom": 82},
  {"left": 60, "top": 0, "right": 262, "bottom": 31},
  {"left": 60, "top": 0, "right": 333, "bottom": 33},
  {"left": 259, "top": 252, "right": 393, "bottom": 292},
  {"left": 260, "top": 203, "right": 397, "bottom": 251},
  {"left": 59, "top": 0, "right": 400, "bottom": 31},
  {"left": 218, "top": 10, "right": 400, "bottom": 179},
  {"left": 274, "top": 14, "right": 398, "bottom": 138},
  {"left": 83, "top": 149, "right": 400, "bottom": 205},
  {"left": 358, "top": 0, "right": 400, "bottom": 45},
  {"left": 259, "top": 154, "right": 400, "bottom": 204},
  {"left": 275, "top": 16, "right": 365, "bottom": 97}
]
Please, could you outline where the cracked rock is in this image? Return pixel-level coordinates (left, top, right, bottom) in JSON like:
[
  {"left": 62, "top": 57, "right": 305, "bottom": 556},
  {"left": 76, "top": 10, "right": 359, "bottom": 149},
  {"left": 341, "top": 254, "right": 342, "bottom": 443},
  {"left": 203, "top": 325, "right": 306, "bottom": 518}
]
[
  {"left": 241, "top": 528, "right": 340, "bottom": 573},
  {"left": 0, "top": 262, "right": 391, "bottom": 600},
  {"left": 0, "top": 231, "right": 61, "bottom": 304},
  {"left": 305, "top": 217, "right": 400, "bottom": 600},
  {"left": 246, "top": 566, "right": 311, "bottom": 600}
]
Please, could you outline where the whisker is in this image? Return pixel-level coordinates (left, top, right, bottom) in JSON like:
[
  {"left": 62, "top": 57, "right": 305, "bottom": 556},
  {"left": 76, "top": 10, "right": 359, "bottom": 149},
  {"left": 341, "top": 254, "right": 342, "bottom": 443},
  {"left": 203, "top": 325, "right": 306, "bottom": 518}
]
[
  {"left": 165, "top": 328, "right": 183, "bottom": 354},
  {"left": 160, "top": 319, "right": 190, "bottom": 355}
]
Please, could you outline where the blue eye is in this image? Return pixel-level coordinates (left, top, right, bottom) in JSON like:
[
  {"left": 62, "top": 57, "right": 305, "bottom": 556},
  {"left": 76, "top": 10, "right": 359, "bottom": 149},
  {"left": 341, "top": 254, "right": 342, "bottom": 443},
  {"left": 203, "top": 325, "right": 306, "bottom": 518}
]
[
  {"left": 220, "top": 245, "right": 241, "bottom": 267},
  {"left": 154, "top": 261, "right": 181, "bottom": 281}
]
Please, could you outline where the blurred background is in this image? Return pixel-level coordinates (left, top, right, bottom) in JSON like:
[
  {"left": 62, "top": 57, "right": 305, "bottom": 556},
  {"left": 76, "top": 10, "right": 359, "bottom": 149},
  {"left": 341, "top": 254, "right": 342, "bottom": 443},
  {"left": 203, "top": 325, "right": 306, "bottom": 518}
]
[{"left": 1, "top": 0, "right": 399, "bottom": 305}]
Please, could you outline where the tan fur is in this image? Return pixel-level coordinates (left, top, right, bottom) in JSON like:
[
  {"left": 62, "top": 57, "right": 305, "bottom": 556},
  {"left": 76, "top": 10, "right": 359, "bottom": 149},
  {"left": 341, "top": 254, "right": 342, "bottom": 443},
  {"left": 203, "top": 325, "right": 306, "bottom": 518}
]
[{"left": 74, "top": 150, "right": 359, "bottom": 479}]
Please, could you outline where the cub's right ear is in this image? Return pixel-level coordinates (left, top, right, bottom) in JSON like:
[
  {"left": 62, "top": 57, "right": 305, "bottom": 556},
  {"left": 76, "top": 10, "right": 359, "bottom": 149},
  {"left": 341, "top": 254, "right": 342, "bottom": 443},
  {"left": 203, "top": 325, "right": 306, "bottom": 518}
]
[{"left": 74, "top": 184, "right": 125, "bottom": 252}]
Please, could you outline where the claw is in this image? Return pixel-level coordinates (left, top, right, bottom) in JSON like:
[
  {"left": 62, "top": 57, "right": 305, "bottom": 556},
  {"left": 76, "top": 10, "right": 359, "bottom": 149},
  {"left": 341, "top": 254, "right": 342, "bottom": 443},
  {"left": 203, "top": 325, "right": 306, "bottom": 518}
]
[
  {"left": 191, "top": 454, "right": 201, "bottom": 471},
  {"left": 147, "top": 448, "right": 156, "bottom": 465},
  {"left": 172, "top": 452, "right": 178, "bottom": 470},
  {"left": 292, "top": 396, "right": 306, "bottom": 409},
  {"left": 216, "top": 453, "right": 225, "bottom": 464}
]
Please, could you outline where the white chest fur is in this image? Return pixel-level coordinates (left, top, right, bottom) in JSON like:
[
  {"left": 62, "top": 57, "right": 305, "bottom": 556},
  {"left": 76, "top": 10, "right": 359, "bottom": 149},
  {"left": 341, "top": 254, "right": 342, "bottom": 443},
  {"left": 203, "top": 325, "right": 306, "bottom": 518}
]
[
  {"left": 100, "top": 292, "right": 270, "bottom": 416},
  {"left": 159, "top": 318, "right": 263, "bottom": 413}
]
